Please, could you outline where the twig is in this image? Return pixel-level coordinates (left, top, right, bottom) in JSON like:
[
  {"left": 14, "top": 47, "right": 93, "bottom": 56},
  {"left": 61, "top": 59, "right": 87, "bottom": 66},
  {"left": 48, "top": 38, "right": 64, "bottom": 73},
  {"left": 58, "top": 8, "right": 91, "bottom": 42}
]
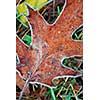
[
  {"left": 53, "top": 0, "right": 55, "bottom": 17},
  {"left": 18, "top": 70, "right": 32, "bottom": 100},
  {"left": 18, "top": 45, "right": 48, "bottom": 100},
  {"left": 70, "top": 84, "right": 78, "bottom": 100},
  {"left": 22, "top": 28, "right": 30, "bottom": 39},
  {"left": 16, "top": 24, "right": 25, "bottom": 34}
]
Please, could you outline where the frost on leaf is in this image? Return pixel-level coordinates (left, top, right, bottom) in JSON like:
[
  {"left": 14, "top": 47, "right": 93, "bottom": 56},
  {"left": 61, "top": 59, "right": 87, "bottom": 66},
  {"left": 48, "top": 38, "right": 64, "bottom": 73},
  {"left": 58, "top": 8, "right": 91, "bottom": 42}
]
[{"left": 16, "top": 0, "right": 83, "bottom": 97}]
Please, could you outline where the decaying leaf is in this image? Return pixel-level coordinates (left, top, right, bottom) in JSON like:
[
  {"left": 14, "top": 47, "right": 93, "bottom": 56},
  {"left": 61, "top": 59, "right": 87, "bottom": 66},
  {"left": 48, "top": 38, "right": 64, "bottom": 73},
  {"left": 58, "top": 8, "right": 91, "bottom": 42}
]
[{"left": 16, "top": 0, "right": 83, "bottom": 95}]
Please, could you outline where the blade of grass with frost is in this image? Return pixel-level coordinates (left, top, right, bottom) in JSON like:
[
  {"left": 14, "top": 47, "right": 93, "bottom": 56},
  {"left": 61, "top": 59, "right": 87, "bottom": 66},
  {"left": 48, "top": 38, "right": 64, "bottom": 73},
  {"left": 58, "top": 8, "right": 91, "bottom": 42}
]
[
  {"left": 16, "top": 10, "right": 28, "bottom": 28},
  {"left": 75, "top": 33, "right": 79, "bottom": 40},
  {"left": 50, "top": 88, "right": 56, "bottom": 100},
  {"left": 16, "top": 10, "right": 28, "bottom": 19},
  {"left": 16, "top": 12, "right": 24, "bottom": 19},
  {"left": 57, "top": 6, "right": 61, "bottom": 15},
  {"left": 78, "top": 32, "right": 83, "bottom": 40},
  {"left": 17, "top": 18, "right": 28, "bottom": 28}
]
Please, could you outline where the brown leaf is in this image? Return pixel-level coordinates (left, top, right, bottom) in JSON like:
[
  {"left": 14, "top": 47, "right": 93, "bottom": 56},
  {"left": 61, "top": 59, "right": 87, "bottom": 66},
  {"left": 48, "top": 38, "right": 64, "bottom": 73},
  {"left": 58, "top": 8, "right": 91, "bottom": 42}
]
[{"left": 16, "top": 0, "right": 83, "bottom": 90}]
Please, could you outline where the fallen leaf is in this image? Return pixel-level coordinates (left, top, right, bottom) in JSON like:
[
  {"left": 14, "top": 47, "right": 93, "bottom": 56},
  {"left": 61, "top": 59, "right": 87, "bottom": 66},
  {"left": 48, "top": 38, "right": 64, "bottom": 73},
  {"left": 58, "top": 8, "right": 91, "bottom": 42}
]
[{"left": 16, "top": 0, "right": 83, "bottom": 93}]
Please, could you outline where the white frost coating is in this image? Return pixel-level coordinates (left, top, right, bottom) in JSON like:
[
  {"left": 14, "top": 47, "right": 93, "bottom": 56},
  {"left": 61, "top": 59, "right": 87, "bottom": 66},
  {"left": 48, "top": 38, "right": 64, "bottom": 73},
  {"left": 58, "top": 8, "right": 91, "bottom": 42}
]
[
  {"left": 16, "top": 0, "right": 82, "bottom": 90},
  {"left": 16, "top": 69, "right": 26, "bottom": 80},
  {"left": 29, "top": 81, "right": 56, "bottom": 89},
  {"left": 52, "top": 74, "right": 82, "bottom": 82},
  {"left": 29, "top": 74, "right": 82, "bottom": 89}
]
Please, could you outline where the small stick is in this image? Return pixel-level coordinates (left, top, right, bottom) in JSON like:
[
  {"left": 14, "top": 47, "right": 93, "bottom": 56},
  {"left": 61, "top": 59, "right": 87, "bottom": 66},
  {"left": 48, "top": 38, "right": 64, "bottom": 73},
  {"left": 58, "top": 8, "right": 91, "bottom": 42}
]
[
  {"left": 41, "top": 6, "right": 50, "bottom": 15},
  {"left": 16, "top": 24, "right": 25, "bottom": 34},
  {"left": 53, "top": 0, "right": 55, "bottom": 17},
  {"left": 70, "top": 84, "right": 78, "bottom": 100},
  {"left": 18, "top": 70, "right": 32, "bottom": 100},
  {"left": 22, "top": 28, "right": 30, "bottom": 39}
]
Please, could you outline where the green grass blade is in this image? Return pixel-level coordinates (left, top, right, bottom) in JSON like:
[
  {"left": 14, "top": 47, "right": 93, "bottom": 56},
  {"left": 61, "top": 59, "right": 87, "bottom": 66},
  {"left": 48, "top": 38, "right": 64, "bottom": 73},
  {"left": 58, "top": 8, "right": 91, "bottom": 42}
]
[
  {"left": 50, "top": 88, "right": 56, "bottom": 100},
  {"left": 23, "top": 35, "right": 32, "bottom": 45},
  {"left": 57, "top": 6, "right": 60, "bottom": 15}
]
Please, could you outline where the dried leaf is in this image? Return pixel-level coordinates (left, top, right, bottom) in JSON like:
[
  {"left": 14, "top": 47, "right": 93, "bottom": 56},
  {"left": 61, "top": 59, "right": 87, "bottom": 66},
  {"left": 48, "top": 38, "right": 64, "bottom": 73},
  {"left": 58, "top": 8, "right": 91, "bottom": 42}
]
[{"left": 16, "top": 0, "right": 83, "bottom": 93}]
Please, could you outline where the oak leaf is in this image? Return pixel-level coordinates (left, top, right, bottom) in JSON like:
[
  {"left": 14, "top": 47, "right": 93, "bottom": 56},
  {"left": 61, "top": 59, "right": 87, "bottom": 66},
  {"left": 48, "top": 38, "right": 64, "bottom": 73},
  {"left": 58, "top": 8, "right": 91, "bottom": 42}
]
[{"left": 16, "top": 0, "right": 83, "bottom": 93}]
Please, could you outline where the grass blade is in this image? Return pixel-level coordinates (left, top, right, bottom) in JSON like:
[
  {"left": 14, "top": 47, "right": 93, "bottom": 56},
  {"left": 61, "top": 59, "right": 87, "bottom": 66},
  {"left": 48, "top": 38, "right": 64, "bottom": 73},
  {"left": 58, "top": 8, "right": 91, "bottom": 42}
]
[{"left": 50, "top": 88, "right": 56, "bottom": 100}]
